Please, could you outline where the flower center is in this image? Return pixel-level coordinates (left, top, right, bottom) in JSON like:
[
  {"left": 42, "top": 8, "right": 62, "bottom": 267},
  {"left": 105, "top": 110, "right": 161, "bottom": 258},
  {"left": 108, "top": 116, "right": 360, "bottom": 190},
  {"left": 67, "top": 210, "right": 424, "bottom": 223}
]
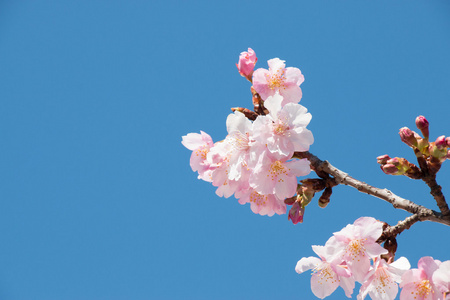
[
  {"left": 270, "top": 161, "right": 287, "bottom": 176},
  {"left": 374, "top": 268, "right": 393, "bottom": 294},
  {"left": 273, "top": 121, "right": 289, "bottom": 135},
  {"left": 249, "top": 191, "right": 267, "bottom": 206},
  {"left": 415, "top": 280, "right": 433, "bottom": 297},
  {"left": 346, "top": 238, "right": 367, "bottom": 260},
  {"left": 195, "top": 146, "right": 209, "bottom": 160},
  {"left": 229, "top": 132, "right": 250, "bottom": 151},
  {"left": 313, "top": 263, "right": 337, "bottom": 285},
  {"left": 266, "top": 68, "right": 286, "bottom": 90}
]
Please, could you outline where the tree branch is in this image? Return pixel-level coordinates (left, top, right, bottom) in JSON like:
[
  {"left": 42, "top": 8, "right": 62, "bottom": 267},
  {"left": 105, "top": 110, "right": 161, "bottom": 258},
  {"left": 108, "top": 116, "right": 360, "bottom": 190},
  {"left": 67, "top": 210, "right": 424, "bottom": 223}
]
[{"left": 293, "top": 151, "right": 450, "bottom": 227}]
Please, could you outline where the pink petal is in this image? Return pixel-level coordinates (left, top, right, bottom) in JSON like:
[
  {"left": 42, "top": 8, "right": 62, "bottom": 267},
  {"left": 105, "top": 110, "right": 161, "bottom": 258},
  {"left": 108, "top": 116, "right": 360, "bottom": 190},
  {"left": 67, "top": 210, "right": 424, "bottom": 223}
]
[
  {"left": 433, "top": 261, "right": 450, "bottom": 293},
  {"left": 295, "top": 256, "right": 321, "bottom": 274},
  {"left": 284, "top": 66, "right": 304, "bottom": 86},
  {"left": 418, "top": 257, "right": 440, "bottom": 279},
  {"left": 267, "top": 58, "right": 286, "bottom": 71},
  {"left": 279, "top": 85, "right": 302, "bottom": 105},
  {"left": 340, "top": 276, "right": 355, "bottom": 298},
  {"left": 311, "top": 267, "right": 340, "bottom": 299}
]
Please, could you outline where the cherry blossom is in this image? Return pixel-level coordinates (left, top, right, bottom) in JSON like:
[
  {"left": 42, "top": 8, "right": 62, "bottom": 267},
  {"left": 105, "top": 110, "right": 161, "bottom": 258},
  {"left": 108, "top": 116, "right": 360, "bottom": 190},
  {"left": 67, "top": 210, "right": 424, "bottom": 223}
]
[
  {"left": 235, "top": 187, "right": 285, "bottom": 216},
  {"left": 332, "top": 217, "right": 388, "bottom": 282},
  {"left": 296, "top": 238, "right": 355, "bottom": 299},
  {"left": 432, "top": 260, "right": 450, "bottom": 296},
  {"left": 181, "top": 131, "right": 215, "bottom": 182},
  {"left": 252, "top": 58, "right": 304, "bottom": 104},
  {"left": 357, "top": 257, "right": 410, "bottom": 300},
  {"left": 400, "top": 256, "right": 443, "bottom": 300},
  {"left": 252, "top": 93, "right": 314, "bottom": 157},
  {"left": 249, "top": 149, "right": 311, "bottom": 200},
  {"left": 224, "top": 111, "right": 254, "bottom": 183},
  {"left": 236, "top": 48, "right": 257, "bottom": 80}
]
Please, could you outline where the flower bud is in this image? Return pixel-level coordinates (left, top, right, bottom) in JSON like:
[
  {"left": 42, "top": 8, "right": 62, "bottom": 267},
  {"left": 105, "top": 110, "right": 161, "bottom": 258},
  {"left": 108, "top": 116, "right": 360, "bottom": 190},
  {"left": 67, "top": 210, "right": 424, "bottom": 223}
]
[
  {"left": 382, "top": 164, "right": 399, "bottom": 175},
  {"left": 288, "top": 201, "right": 304, "bottom": 224},
  {"left": 399, "top": 127, "right": 418, "bottom": 148},
  {"left": 381, "top": 237, "right": 398, "bottom": 262},
  {"left": 318, "top": 187, "right": 332, "bottom": 208},
  {"left": 415, "top": 115, "right": 429, "bottom": 139},
  {"left": 446, "top": 137, "right": 450, "bottom": 147},
  {"left": 435, "top": 135, "right": 447, "bottom": 150},
  {"left": 386, "top": 157, "right": 400, "bottom": 166},
  {"left": 429, "top": 141, "right": 448, "bottom": 162},
  {"left": 377, "top": 154, "right": 390, "bottom": 164},
  {"left": 236, "top": 48, "right": 257, "bottom": 81}
]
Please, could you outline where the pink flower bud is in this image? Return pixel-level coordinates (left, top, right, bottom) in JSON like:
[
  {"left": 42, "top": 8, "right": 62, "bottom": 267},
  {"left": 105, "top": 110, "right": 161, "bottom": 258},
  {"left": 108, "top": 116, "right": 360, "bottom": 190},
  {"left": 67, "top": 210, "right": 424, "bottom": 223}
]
[
  {"left": 387, "top": 157, "right": 400, "bottom": 166},
  {"left": 415, "top": 115, "right": 429, "bottom": 138},
  {"left": 399, "top": 127, "right": 418, "bottom": 148},
  {"left": 377, "top": 154, "right": 390, "bottom": 164},
  {"left": 435, "top": 136, "right": 447, "bottom": 150},
  {"left": 236, "top": 48, "right": 257, "bottom": 80},
  {"left": 288, "top": 201, "right": 304, "bottom": 224},
  {"left": 382, "top": 164, "right": 399, "bottom": 175},
  {"left": 446, "top": 137, "right": 450, "bottom": 147}
]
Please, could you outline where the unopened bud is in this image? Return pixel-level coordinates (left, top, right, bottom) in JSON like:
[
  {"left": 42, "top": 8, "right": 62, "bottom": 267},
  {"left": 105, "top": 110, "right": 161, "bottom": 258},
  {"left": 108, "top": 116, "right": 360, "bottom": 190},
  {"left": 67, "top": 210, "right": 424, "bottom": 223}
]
[
  {"left": 387, "top": 157, "right": 400, "bottom": 166},
  {"left": 377, "top": 154, "right": 390, "bottom": 164},
  {"left": 399, "top": 127, "right": 418, "bottom": 148},
  {"left": 435, "top": 135, "right": 447, "bottom": 150},
  {"left": 299, "top": 187, "right": 315, "bottom": 207},
  {"left": 236, "top": 48, "right": 257, "bottom": 81},
  {"left": 446, "top": 137, "right": 450, "bottom": 147},
  {"left": 288, "top": 201, "right": 304, "bottom": 224},
  {"left": 381, "top": 237, "right": 398, "bottom": 262},
  {"left": 318, "top": 187, "right": 332, "bottom": 208},
  {"left": 382, "top": 164, "right": 399, "bottom": 175},
  {"left": 415, "top": 115, "right": 429, "bottom": 139},
  {"left": 429, "top": 142, "right": 448, "bottom": 162}
]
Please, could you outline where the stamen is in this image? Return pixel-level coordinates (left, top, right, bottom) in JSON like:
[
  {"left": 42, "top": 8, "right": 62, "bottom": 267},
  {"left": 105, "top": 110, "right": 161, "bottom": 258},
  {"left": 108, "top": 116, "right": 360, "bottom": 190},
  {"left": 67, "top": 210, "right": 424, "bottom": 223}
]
[{"left": 249, "top": 191, "right": 267, "bottom": 206}]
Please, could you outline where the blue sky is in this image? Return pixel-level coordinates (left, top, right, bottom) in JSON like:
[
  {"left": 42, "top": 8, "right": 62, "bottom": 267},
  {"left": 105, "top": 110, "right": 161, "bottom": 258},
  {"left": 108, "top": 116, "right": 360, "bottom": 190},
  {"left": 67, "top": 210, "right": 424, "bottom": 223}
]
[{"left": 0, "top": 1, "right": 449, "bottom": 299}]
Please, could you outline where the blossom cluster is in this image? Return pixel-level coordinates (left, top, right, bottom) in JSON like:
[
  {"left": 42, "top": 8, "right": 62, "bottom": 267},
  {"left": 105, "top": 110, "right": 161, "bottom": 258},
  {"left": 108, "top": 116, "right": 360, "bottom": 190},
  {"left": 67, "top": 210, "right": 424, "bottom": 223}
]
[
  {"left": 182, "top": 48, "right": 313, "bottom": 216},
  {"left": 296, "top": 217, "right": 450, "bottom": 300}
]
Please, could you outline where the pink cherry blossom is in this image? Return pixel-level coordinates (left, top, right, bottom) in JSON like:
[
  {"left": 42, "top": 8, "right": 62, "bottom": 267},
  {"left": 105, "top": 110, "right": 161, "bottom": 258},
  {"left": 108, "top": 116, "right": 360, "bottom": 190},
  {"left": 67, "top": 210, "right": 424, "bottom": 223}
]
[
  {"left": 224, "top": 111, "right": 254, "bottom": 183},
  {"left": 252, "top": 93, "right": 314, "bottom": 157},
  {"left": 296, "top": 238, "right": 355, "bottom": 299},
  {"left": 206, "top": 140, "right": 240, "bottom": 198},
  {"left": 249, "top": 149, "right": 311, "bottom": 200},
  {"left": 433, "top": 260, "right": 450, "bottom": 296},
  {"left": 181, "top": 131, "right": 215, "bottom": 182},
  {"left": 252, "top": 58, "right": 304, "bottom": 104},
  {"left": 332, "top": 217, "right": 388, "bottom": 282},
  {"left": 236, "top": 48, "right": 257, "bottom": 80},
  {"left": 357, "top": 257, "right": 410, "bottom": 300},
  {"left": 235, "top": 187, "right": 285, "bottom": 216},
  {"left": 400, "top": 256, "right": 443, "bottom": 300}
]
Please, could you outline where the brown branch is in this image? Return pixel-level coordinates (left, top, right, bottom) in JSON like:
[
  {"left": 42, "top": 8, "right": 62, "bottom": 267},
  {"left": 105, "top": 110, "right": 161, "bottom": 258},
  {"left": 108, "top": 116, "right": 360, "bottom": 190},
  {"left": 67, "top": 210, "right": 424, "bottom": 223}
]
[
  {"left": 422, "top": 175, "right": 450, "bottom": 217},
  {"left": 293, "top": 151, "right": 450, "bottom": 227},
  {"left": 378, "top": 214, "right": 422, "bottom": 242}
]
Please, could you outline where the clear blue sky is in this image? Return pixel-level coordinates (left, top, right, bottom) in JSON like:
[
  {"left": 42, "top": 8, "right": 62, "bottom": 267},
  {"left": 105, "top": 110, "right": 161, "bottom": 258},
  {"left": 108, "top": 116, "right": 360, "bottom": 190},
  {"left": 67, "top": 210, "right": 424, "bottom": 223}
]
[{"left": 0, "top": 1, "right": 449, "bottom": 299}]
